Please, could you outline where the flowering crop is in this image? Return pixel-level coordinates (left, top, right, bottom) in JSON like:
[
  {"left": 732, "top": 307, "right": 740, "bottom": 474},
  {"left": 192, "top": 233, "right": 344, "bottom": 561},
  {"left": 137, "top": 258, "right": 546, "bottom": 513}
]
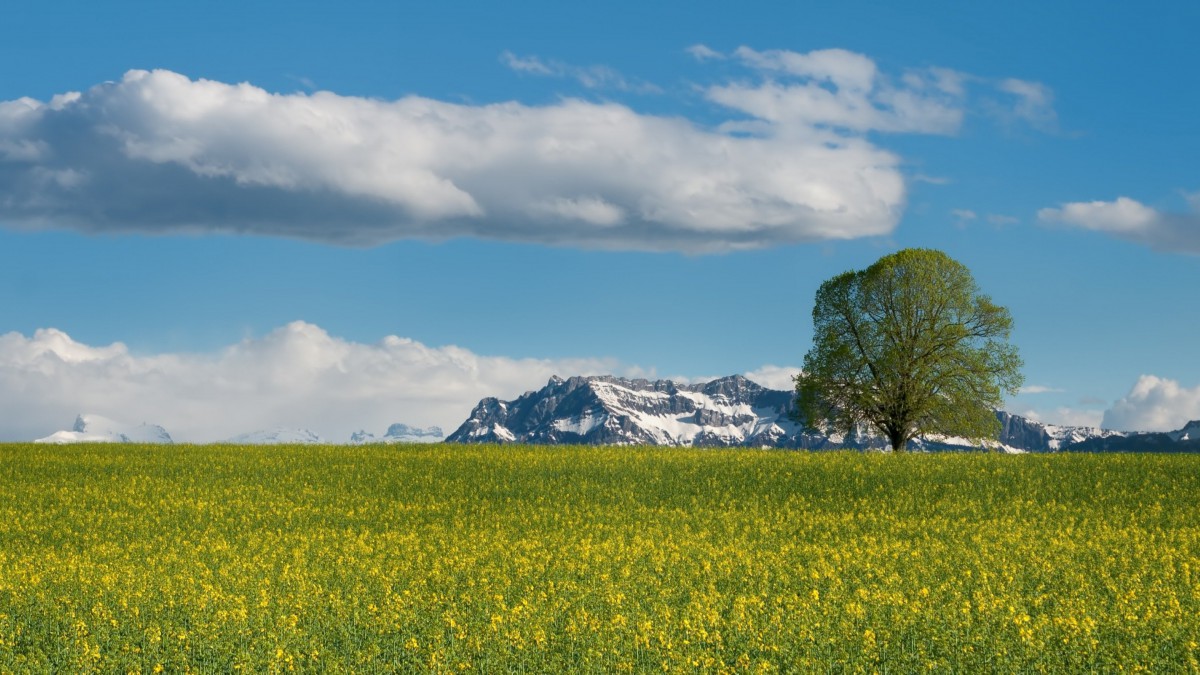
[{"left": 0, "top": 444, "right": 1197, "bottom": 672}]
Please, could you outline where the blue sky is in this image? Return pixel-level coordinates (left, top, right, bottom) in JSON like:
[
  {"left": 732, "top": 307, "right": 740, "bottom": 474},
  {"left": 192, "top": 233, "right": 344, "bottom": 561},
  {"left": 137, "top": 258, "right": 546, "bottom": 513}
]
[{"left": 2, "top": 0, "right": 1198, "bottom": 441}]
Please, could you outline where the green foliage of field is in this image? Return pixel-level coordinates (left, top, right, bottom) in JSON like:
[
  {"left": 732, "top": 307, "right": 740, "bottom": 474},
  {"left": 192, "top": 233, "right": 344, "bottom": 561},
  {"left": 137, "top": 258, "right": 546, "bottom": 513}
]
[{"left": 1, "top": 444, "right": 1198, "bottom": 673}]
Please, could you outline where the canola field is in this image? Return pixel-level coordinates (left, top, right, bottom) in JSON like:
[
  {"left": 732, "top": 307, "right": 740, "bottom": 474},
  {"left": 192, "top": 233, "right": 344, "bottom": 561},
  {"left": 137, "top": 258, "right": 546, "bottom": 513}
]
[{"left": 0, "top": 443, "right": 1198, "bottom": 673}]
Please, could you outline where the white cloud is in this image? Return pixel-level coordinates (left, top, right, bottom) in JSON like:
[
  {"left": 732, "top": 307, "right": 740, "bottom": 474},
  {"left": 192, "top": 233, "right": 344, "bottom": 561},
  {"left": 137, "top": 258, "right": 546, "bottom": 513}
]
[
  {"left": 0, "top": 68, "right": 910, "bottom": 253},
  {"left": 743, "top": 365, "right": 800, "bottom": 391},
  {"left": 500, "top": 51, "right": 660, "bottom": 93},
  {"left": 499, "top": 51, "right": 556, "bottom": 75},
  {"left": 951, "top": 209, "right": 978, "bottom": 226},
  {"left": 1038, "top": 195, "right": 1200, "bottom": 253},
  {"left": 1019, "top": 385, "right": 1064, "bottom": 394},
  {"left": 1014, "top": 406, "right": 1104, "bottom": 429},
  {"left": 997, "top": 78, "right": 1057, "bottom": 131},
  {"left": 702, "top": 47, "right": 1054, "bottom": 138},
  {"left": 685, "top": 44, "right": 724, "bottom": 61},
  {"left": 1102, "top": 375, "right": 1200, "bottom": 432},
  {"left": 986, "top": 214, "right": 1018, "bottom": 226},
  {"left": 706, "top": 47, "right": 964, "bottom": 135},
  {"left": 1039, "top": 197, "right": 1158, "bottom": 233},
  {"left": 0, "top": 55, "right": 1054, "bottom": 253},
  {"left": 0, "top": 322, "right": 651, "bottom": 442}
]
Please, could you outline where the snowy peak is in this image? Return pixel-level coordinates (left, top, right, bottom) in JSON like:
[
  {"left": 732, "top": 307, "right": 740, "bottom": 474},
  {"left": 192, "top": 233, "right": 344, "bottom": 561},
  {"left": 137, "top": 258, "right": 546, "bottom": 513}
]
[
  {"left": 35, "top": 414, "right": 173, "bottom": 444},
  {"left": 349, "top": 423, "right": 445, "bottom": 444},
  {"left": 225, "top": 428, "right": 325, "bottom": 444}
]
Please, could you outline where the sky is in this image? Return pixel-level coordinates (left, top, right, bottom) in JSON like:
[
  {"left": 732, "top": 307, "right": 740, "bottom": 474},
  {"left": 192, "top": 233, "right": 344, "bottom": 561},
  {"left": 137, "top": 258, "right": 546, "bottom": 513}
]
[{"left": 2, "top": 0, "right": 1198, "bottom": 442}]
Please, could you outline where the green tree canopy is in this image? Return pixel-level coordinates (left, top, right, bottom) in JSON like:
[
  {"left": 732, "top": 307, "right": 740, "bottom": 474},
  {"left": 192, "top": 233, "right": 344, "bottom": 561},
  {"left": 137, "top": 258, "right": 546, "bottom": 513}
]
[{"left": 796, "top": 248, "right": 1023, "bottom": 452}]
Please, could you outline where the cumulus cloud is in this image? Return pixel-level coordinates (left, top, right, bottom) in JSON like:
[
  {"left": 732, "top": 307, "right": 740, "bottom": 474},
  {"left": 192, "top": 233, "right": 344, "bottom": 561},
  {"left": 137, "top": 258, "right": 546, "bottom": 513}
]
[
  {"left": 1102, "top": 375, "right": 1200, "bottom": 432},
  {"left": 0, "top": 322, "right": 653, "bottom": 442},
  {"left": 0, "top": 68, "right": 914, "bottom": 252},
  {"left": 1038, "top": 195, "right": 1200, "bottom": 254}
]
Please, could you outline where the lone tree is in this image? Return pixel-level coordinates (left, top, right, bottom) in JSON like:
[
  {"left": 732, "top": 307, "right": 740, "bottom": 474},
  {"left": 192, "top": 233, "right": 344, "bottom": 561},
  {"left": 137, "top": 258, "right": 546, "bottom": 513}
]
[{"left": 795, "top": 248, "right": 1023, "bottom": 452}]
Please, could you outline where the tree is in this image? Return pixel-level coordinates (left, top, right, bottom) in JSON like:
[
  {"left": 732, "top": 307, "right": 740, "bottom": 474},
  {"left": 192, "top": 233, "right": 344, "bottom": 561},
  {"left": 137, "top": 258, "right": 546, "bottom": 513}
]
[{"left": 795, "top": 248, "right": 1023, "bottom": 452}]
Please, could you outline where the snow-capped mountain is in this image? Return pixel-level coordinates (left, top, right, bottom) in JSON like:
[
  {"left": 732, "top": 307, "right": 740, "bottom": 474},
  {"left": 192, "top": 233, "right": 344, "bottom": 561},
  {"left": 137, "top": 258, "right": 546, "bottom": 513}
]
[
  {"left": 349, "top": 423, "right": 445, "bottom": 444},
  {"left": 34, "top": 414, "right": 173, "bottom": 444},
  {"left": 446, "top": 375, "right": 1194, "bottom": 452},
  {"left": 447, "top": 375, "right": 814, "bottom": 448},
  {"left": 225, "top": 428, "right": 326, "bottom": 444}
]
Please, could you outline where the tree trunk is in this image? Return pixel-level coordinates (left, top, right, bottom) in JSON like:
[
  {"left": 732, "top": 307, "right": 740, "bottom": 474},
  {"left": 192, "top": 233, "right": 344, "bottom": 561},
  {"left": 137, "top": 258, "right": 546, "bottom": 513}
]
[{"left": 888, "top": 429, "right": 907, "bottom": 453}]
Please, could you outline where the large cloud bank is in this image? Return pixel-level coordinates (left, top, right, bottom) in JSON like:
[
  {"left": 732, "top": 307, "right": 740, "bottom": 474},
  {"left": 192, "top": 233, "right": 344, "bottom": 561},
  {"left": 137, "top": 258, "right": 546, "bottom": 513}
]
[
  {"left": 0, "top": 322, "right": 645, "bottom": 442},
  {"left": 1102, "top": 375, "right": 1200, "bottom": 432},
  {"left": 1039, "top": 195, "right": 1200, "bottom": 254},
  {"left": 0, "top": 52, "right": 1050, "bottom": 252}
]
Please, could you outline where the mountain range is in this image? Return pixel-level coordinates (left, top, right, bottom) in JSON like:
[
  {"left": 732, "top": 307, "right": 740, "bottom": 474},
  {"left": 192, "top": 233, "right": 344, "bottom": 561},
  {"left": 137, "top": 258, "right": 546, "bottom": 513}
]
[
  {"left": 29, "top": 375, "right": 1200, "bottom": 451},
  {"left": 33, "top": 418, "right": 444, "bottom": 445},
  {"left": 447, "top": 374, "right": 1199, "bottom": 453}
]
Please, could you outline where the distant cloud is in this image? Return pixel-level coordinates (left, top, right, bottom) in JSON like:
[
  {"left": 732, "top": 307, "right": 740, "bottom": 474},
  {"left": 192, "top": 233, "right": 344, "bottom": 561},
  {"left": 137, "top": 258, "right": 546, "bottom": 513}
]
[
  {"left": 685, "top": 44, "right": 724, "bottom": 61},
  {"left": 743, "top": 365, "right": 800, "bottom": 391},
  {"left": 0, "top": 68, "right": 909, "bottom": 253},
  {"left": 986, "top": 214, "right": 1018, "bottom": 227},
  {"left": 0, "top": 322, "right": 650, "bottom": 442},
  {"left": 1038, "top": 195, "right": 1200, "bottom": 254},
  {"left": 951, "top": 209, "right": 978, "bottom": 227},
  {"left": 1014, "top": 406, "right": 1104, "bottom": 429},
  {"left": 1103, "top": 375, "right": 1200, "bottom": 432},
  {"left": 499, "top": 51, "right": 556, "bottom": 76},
  {"left": 700, "top": 46, "right": 1055, "bottom": 137},
  {"left": 500, "top": 51, "right": 660, "bottom": 93},
  {"left": 1020, "top": 385, "right": 1064, "bottom": 394},
  {"left": 996, "top": 78, "right": 1058, "bottom": 131},
  {"left": 707, "top": 47, "right": 964, "bottom": 134}
]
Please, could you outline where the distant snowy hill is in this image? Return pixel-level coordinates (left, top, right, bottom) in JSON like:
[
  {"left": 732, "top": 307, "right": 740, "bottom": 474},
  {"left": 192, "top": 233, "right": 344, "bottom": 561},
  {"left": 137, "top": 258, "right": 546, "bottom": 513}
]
[
  {"left": 225, "top": 428, "right": 326, "bottom": 444},
  {"left": 350, "top": 423, "right": 445, "bottom": 444},
  {"left": 35, "top": 414, "right": 173, "bottom": 444},
  {"left": 447, "top": 375, "right": 1194, "bottom": 452}
]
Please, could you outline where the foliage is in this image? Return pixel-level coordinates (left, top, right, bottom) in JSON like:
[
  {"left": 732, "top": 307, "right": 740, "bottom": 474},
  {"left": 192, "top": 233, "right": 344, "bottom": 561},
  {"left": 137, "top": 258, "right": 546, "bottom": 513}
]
[
  {"left": 796, "top": 248, "right": 1024, "bottom": 451},
  {"left": 2, "top": 443, "right": 1199, "bottom": 672}
]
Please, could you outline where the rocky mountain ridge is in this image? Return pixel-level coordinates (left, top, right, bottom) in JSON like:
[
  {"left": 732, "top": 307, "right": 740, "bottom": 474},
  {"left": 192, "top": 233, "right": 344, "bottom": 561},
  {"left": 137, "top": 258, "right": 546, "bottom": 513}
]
[{"left": 447, "top": 374, "right": 1197, "bottom": 453}]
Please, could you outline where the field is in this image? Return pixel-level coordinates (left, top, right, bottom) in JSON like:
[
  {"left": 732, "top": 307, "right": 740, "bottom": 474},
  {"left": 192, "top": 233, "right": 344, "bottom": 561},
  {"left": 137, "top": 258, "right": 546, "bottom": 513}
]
[{"left": 1, "top": 444, "right": 1198, "bottom": 673}]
